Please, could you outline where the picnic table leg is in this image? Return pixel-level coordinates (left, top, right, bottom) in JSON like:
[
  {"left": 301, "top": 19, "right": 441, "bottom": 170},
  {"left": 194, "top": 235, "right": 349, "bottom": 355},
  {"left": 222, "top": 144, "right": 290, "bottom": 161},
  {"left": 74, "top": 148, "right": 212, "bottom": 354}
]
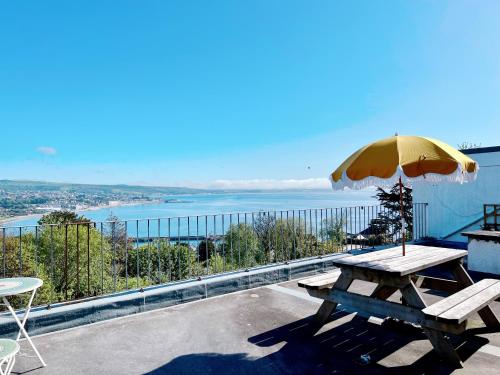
[
  {"left": 370, "top": 284, "right": 398, "bottom": 300},
  {"left": 401, "top": 280, "right": 463, "bottom": 368},
  {"left": 451, "top": 262, "right": 500, "bottom": 328},
  {"left": 423, "top": 328, "right": 463, "bottom": 368},
  {"left": 315, "top": 271, "right": 353, "bottom": 325}
]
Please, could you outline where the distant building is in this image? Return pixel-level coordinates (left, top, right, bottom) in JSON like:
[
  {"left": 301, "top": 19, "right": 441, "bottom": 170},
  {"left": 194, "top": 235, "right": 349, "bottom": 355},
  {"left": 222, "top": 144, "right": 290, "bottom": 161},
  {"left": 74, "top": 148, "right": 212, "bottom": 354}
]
[{"left": 412, "top": 146, "right": 500, "bottom": 243}]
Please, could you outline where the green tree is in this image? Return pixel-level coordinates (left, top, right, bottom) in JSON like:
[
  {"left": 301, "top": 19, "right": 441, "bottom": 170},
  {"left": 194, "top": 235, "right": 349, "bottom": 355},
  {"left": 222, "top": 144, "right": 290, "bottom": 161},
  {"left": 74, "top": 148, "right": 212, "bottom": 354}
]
[
  {"left": 37, "top": 211, "right": 89, "bottom": 225},
  {"left": 319, "top": 218, "right": 345, "bottom": 252},
  {"left": 103, "top": 214, "right": 128, "bottom": 282},
  {"left": 197, "top": 240, "right": 215, "bottom": 263},
  {"left": 127, "top": 241, "right": 199, "bottom": 284},
  {"left": 253, "top": 214, "right": 276, "bottom": 261},
  {"left": 253, "top": 215, "right": 319, "bottom": 262},
  {"left": 223, "top": 224, "right": 261, "bottom": 269},
  {"left": 36, "top": 215, "right": 114, "bottom": 300},
  {"left": 1, "top": 233, "right": 56, "bottom": 306},
  {"left": 209, "top": 253, "right": 226, "bottom": 274},
  {"left": 370, "top": 184, "right": 413, "bottom": 241},
  {"left": 457, "top": 141, "right": 481, "bottom": 150}
]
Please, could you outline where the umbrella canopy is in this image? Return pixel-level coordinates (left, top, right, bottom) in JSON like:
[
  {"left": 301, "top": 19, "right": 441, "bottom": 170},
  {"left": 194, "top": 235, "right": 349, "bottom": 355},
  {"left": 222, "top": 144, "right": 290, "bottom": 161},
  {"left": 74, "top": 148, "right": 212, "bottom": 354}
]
[
  {"left": 330, "top": 135, "right": 478, "bottom": 190},
  {"left": 329, "top": 135, "right": 478, "bottom": 255}
]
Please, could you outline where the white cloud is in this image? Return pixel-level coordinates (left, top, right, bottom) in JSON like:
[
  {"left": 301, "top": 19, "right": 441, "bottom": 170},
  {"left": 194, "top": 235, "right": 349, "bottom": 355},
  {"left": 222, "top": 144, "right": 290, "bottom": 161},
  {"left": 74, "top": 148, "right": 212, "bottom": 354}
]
[
  {"left": 36, "top": 146, "right": 57, "bottom": 156},
  {"left": 200, "top": 178, "right": 331, "bottom": 190}
]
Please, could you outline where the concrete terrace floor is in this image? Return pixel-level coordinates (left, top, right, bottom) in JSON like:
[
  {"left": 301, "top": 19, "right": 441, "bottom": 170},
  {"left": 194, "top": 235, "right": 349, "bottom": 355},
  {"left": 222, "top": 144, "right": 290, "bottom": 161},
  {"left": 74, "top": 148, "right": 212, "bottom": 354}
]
[{"left": 12, "top": 278, "right": 500, "bottom": 375}]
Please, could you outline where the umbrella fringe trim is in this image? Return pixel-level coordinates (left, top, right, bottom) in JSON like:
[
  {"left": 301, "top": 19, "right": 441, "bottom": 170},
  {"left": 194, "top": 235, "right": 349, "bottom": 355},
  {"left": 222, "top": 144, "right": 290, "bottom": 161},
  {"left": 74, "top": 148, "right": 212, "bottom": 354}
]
[{"left": 329, "top": 164, "right": 478, "bottom": 190}]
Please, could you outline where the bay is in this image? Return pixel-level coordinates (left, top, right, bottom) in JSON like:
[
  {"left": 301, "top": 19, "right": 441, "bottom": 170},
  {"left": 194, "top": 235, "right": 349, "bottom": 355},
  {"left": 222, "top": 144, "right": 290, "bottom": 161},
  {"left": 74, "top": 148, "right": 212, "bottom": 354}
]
[{"left": 3, "top": 190, "right": 378, "bottom": 233}]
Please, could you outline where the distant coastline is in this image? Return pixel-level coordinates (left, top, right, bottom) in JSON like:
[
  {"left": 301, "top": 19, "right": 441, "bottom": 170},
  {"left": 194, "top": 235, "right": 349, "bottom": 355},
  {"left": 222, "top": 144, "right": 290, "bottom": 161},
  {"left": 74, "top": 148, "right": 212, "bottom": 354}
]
[{"left": 0, "top": 199, "right": 160, "bottom": 227}]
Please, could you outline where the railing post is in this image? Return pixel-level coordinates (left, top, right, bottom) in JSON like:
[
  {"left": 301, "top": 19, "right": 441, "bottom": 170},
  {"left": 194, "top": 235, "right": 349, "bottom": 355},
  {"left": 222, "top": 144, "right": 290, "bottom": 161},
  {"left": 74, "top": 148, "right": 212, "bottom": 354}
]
[
  {"left": 135, "top": 221, "right": 140, "bottom": 287},
  {"left": 2, "top": 228, "right": 5, "bottom": 277},
  {"left": 18, "top": 227, "right": 22, "bottom": 274},
  {"left": 100, "top": 223, "right": 104, "bottom": 293},
  {"left": 50, "top": 225, "right": 55, "bottom": 303},
  {"left": 157, "top": 219, "right": 161, "bottom": 283},
  {"left": 113, "top": 221, "right": 117, "bottom": 292},
  {"left": 35, "top": 226, "right": 39, "bottom": 277},
  {"left": 205, "top": 216, "right": 209, "bottom": 274},
  {"left": 76, "top": 224, "right": 80, "bottom": 296},
  {"left": 178, "top": 218, "right": 181, "bottom": 279},
  {"left": 64, "top": 224, "right": 68, "bottom": 300},
  {"left": 146, "top": 219, "right": 150, "bottom": 284},
  {"left": 221, "top": 215, "right": 225, "bottom": 272},
  {"left": 87, "top": 223, "right": 90, "bottom": 296},
  {"left": 125, "top": 221, "right": 128, "bottom": 289}
]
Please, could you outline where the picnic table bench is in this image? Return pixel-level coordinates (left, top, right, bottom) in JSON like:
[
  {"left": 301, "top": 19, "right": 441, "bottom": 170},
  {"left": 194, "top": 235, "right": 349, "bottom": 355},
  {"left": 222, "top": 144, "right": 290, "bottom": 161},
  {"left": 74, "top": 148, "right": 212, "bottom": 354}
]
[{"left": 298, "top": 245, "right": 500, "bottom": 368}]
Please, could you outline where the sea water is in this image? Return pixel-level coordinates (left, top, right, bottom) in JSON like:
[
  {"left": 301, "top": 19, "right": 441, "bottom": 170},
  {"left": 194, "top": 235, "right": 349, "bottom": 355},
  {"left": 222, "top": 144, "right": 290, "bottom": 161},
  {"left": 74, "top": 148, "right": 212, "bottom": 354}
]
[{"left": 4, "top": 189, "right": 377, "bottom": 229}]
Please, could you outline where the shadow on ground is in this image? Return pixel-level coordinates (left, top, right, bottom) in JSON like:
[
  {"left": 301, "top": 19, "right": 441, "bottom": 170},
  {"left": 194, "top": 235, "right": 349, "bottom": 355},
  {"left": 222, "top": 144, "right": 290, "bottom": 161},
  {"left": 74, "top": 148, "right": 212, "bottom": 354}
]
[{"left": 145, "top": 312, "right": 489, "bottom": 375}]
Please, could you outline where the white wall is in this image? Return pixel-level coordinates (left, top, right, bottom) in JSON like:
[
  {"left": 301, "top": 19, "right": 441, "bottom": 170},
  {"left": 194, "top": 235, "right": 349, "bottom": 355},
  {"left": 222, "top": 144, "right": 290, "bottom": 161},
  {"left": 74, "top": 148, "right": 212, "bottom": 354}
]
[
  {"left": 467, "top": 238, "right": 500, "bottom": 275},
  {"left": 412, "top": 148, "right": 500, "bottom": 242}
]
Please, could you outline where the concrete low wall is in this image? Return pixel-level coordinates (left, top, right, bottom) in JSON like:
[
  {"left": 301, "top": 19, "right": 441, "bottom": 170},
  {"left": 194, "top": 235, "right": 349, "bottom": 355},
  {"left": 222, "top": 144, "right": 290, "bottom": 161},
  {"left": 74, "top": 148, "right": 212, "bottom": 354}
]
[
  {"left": 467, "top": 238, "right": 500, "bottom": 275},
  {"left": 0, "top": 253, "right": 351, "bottom": 338}
]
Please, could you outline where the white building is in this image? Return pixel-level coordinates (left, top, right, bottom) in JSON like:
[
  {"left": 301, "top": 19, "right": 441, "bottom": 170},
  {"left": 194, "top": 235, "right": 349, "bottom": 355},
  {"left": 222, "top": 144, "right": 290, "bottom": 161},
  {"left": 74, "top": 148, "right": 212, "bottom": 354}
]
[{"left": 412, "top": 146, "right": 500, "bottom": 243}]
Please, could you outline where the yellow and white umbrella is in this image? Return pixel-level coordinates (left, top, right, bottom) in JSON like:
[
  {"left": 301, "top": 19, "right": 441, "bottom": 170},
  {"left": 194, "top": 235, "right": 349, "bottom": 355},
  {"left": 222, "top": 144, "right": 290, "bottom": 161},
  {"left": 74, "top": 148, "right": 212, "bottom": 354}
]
[{"left": 330, "top": 135, "right": 478, "bottom": 255}]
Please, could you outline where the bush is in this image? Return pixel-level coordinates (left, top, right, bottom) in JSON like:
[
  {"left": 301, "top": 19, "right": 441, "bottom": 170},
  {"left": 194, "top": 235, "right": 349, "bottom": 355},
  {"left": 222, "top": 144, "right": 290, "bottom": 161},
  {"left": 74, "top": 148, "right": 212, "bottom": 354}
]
[
  {"left": 0, "top": 233, "right": 57, "bottom": 306},
  {"left": 127, "top": 241, "right": 199, "bottom": 284},
  {"left": 319, "top": 218, "right": 345, "bottom": 253},
  {"left": 253, "top": 215, "right": 321, "bottom": 262},
  {"left": 0, "top": 210, "right": 338, "bottom": 307},
  {"left": 197, "top": 240, "right": 215, "bottom": 263},
  {"left": 223, "top": 223, "right": 261, "bottom": 268},
  {"left": 209, "top": 253, "right": 226, "bottom": 274},
  {"left": 37, "top": 223, "right": 114, "bottom": 299}
]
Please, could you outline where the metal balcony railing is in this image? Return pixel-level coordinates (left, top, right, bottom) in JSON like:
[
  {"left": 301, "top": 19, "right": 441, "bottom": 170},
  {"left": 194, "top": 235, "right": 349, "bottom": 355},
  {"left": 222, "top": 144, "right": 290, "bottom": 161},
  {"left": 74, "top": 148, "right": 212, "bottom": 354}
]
[{"left": 0, "top": 203, "right": 427, "bottom": 306}]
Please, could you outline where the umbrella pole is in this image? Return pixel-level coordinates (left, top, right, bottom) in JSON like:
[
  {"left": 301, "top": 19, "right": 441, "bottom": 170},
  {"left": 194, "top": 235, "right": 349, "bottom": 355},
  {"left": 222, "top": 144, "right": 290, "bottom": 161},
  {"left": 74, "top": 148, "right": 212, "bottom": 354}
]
[{"left": 399, "top": 176, "right": 406, "bottom": 256}]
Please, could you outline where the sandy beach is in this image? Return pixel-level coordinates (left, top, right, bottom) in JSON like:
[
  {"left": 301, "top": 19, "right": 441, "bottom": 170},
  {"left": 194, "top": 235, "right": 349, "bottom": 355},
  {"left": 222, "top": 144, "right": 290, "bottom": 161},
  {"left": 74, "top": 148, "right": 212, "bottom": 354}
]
[{"left": 0, "top": 213, "right": 43, "bottom": 226}]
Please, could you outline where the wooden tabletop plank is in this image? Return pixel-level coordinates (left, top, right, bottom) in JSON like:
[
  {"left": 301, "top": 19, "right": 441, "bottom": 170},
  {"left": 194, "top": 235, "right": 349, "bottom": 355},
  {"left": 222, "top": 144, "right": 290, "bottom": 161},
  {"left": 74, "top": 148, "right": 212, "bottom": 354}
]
[
  {"left": 362, "top": 248, "right": 451, "bottom": 268},
  {"left": 331, "top": 245, "right": 467, "bottom": 276},
  {"left": 423, "top": 279, "right": 499, "bottom": 319},
  {"left": 332, "top": 245, "right": 441, "bottom": 266},
  {"left": 396, "top": 251, "right": 467, "bottom": 276},
  {"left": 365, "top": 249, "right": 460, "bottom": 271},
  {"left": 347, "top": 245, "right": 428, "bottom": 260},
  {"left": 333, "top": 246, "right": 413, "bottom": 264},
  {"left": 344, "top": 248, "right": 429, "bottom": 268},
  {"left": 365, "top": 253, "right": 464, "bottom": 276}
]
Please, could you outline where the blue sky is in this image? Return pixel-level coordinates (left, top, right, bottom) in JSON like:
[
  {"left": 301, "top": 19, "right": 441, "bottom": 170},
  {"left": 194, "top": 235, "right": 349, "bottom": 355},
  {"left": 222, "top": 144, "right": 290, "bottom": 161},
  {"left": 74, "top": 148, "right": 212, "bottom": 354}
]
[{"left": 1, "top": 1, "right": 499, "bottom": 188}]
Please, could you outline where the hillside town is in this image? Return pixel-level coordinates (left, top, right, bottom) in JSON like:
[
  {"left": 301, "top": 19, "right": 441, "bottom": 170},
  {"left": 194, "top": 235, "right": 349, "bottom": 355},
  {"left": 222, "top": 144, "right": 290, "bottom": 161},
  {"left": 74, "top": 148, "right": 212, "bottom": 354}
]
[{"left": 0, "top": 180, "right": 197, "bottom": 220}]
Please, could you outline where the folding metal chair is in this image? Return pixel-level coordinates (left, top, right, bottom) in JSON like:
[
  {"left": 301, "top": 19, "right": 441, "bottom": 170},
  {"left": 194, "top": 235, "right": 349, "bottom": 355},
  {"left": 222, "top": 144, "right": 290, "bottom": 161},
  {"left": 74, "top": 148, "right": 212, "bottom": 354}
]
[{"left": 0, "top": 339, "right": 19, "bottom": 375}]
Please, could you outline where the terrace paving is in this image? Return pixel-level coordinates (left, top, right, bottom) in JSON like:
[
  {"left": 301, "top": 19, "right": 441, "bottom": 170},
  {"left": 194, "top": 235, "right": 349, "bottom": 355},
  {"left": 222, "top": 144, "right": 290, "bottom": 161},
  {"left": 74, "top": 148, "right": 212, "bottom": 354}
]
[{"left": 12, "top": 277, "right": 500, "bottom": 375}]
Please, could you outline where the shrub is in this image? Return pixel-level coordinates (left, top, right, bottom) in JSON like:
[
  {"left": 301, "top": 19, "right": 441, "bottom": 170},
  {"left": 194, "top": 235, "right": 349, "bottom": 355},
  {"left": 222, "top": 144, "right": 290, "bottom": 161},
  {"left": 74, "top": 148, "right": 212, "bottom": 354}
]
[
  {"left": 223, "top": 223, "right": 261, "bottom": 268},
  {"left": 127, "top": 241, "right": 199, "bottom": 284},
  {"left": 36, "top": 223, "right": 114, "bottom": 299}
]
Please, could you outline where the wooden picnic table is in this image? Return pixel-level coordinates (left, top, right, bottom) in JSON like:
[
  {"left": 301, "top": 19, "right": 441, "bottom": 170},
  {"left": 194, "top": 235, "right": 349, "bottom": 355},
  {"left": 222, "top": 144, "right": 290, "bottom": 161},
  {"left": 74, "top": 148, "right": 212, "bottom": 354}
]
[{"left": 299, "top": 245, "right": 500, "bottom": 368}]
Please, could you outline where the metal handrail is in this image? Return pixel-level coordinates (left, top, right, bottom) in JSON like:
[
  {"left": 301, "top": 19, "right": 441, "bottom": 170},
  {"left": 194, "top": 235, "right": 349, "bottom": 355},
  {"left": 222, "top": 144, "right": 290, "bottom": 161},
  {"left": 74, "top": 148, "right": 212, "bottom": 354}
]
[{"left": 0, "top": 203, "right": 428, "bottom": 306}]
